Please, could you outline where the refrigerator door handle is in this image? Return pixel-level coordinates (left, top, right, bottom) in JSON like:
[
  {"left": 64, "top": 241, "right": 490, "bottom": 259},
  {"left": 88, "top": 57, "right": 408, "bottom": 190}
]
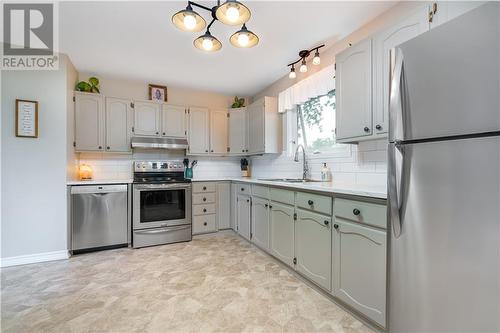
[
  {"left": 389, "top": 47, "right": 405, "bottom": 143},
  {"left": 389, "top": 142, "right": 404, "bottom": 238}
]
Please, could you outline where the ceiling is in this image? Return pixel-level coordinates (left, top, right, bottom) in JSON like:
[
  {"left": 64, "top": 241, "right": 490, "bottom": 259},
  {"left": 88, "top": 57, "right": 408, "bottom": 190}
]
[{"left": 60, "top": 1, "right": 396, "bottom": 97}]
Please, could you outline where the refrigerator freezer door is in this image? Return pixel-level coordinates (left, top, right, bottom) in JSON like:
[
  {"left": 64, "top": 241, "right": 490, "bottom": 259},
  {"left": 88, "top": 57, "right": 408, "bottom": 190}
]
[
  {"left": 390, "top": 3, "right": 500, "bottom": 142},
  {"left": 389, "top": 136, "right": 500, "bottom": 332}
]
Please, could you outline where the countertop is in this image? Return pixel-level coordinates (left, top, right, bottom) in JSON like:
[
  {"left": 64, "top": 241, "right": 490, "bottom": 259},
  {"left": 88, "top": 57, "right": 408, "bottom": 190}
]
[
  {"left": 67, "top": 177, "right": 386, "bottom": 199},
  {"left": 67, "top": 179, "right": 133, "bottom": 185},
  {"left": 191, "top": 178, "right": 387, "bottom": 200}
]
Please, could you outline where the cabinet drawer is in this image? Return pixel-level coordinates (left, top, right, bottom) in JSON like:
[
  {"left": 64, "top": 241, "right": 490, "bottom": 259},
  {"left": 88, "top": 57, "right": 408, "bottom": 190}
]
[
  {"left": 193, "top": 193, "right": 216, "bottom": 204},
  {"left": 252, "top": 185, "right": 269, "bottom": 199},
  {"left": 334, "top": 198, "right": 387, "bottom": 229},
  {"left": 192, "top": 182, "right": 216, "bottom": 193},
  {"left": 236, "top": 183, "right": 251, "bottom": 194},
  {"left": 192, "top": 214, "right": 216, "bottom": 234},
  {"left": 192, "top": 203, "right": 216, "bottom": 216},
  {"left": 296, "top": 192, "right": 332, "bottom": 216},
  {"left": 270, "top": 188, "right": 294, "bottom": 205}
]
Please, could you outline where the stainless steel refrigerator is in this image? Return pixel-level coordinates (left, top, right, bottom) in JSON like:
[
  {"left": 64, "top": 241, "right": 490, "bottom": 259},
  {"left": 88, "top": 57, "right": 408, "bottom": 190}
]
[{"left": 388, "top": 3, "right": 500, "bottom": 332}]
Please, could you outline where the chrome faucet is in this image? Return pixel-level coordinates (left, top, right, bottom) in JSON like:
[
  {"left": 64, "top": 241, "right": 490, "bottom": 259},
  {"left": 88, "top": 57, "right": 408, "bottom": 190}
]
[{"left": 294, "top": 144, "right": 309, "bottom": 180}]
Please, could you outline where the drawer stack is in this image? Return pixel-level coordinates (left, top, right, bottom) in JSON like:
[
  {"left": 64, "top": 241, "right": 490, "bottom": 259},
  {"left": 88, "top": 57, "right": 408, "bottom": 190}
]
[{"left": 192, "top": 182, "right": 217, "bottom": 234}]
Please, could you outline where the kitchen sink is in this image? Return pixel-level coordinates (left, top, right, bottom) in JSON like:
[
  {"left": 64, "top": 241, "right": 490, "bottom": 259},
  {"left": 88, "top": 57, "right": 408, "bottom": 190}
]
[{"left": 258, "top": 178, "right": 325, "bottom": 183}]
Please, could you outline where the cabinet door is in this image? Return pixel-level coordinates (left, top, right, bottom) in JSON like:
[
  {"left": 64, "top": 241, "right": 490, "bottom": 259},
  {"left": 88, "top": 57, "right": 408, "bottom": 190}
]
[
  {"left": 105, "top": 97, "right": 132, "bottom": 152},
  {"left": 230, "top": 183, "right": 238, "bottom": 231},
  {"left": 295, "top": 209, "right": 332, "bottom": 291},
  {"left": 333, "top": 219, "right": 387, "bottom": 327},
  {"left": 188, "top": 107, "right": 210, "bottom": 155},
  {"left": 373, "top": 5, "right": 429, "bottom": 136},
  {"left": 74, "top": 93, "right": 104, "bottom": 151},
  {"left": 336, "top": 38, "right": 373, "bottom": 141},
  {"left": 251, "top": 197, "right": 270, "bottom": 251},
  {"left": 134, "top": 101, "right": 161, "bottom": 136},
  {"left": 228, "top": 107, "right": 247, "bottom": 154},
  {"left": 237, "top": 195, "right": 251, "bottom": 241},
  {"left": 217, "top": 182, "right": 231, "bottom": 229},
  {"left": 162, "top": 104, "right": 186, "bottom": 138},
  {"left": 269, "top": 202, "right": 295, "bottom": 266},
  {"left": 247, "top": 100, "right": 265, "bottom": 154},
  {"left": 210, "top": 109, "right": 228, "bottom": 154}
]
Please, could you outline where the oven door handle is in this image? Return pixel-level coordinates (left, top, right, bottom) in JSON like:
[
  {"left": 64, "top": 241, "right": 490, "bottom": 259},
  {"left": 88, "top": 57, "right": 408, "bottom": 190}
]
[
  {"left": 133, "top": 183, "right": 191, "bottom": 190},
  {"left": 135, "top": 225, "right": 191, "bottom": 234}
]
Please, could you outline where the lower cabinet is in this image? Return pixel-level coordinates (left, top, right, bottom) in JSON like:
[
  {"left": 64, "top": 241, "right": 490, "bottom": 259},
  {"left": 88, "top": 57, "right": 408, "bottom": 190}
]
[
  {"left": 251, "top": 197, "right": 270, "bottom": 251},
  {"left": 192, "top": 214, "right": 217, "bottom": 234},
  {"left": 217, "top": 182, "right": 231, "bottom": 229},
  {"left": 269, "top": 201, "right": 295, "bottom": 267},
  {"left": 333, "top": 219, "right": 387, "bottom": 327},
  {"left": 237, "top": 194, "right": 251, "bottom": 241},
  {"left": 295, "top": 208, "right": 332, "bottom": 291}
]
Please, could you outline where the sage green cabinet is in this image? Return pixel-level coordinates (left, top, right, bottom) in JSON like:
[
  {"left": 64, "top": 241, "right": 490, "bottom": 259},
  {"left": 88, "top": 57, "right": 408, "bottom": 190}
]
[
  {"left": 269, "top": 202, "right": 295, "bottom": 267},
  {"left": 333, "top": 219, "right": 387, "bottom": 327},
  {"left": 237, "top": 194, "right": 251, "bottom": 241},
  {"left": 251, "top": 196, "right": 270, "bottom": 251},
  {"left": 295, "top": 208, "right": 332, "bottom": 291}
]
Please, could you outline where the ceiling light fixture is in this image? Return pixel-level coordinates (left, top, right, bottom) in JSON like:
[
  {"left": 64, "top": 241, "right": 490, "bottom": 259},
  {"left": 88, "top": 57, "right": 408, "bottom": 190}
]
[
  {"left": 173, "top": 1, "right": 258, "bottom": 52},
  {"left": 287, "top": 45, "right": 325, "bottom": 78}
]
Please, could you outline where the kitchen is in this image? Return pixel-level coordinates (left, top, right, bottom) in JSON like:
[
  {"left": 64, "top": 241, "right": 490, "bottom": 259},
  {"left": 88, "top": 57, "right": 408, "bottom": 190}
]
[{"left": 1, "top": 1, "right": 499, "bottom": 332}]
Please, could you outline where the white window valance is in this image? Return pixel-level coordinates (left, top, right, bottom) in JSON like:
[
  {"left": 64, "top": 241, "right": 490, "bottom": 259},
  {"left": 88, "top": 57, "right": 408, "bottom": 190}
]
[{"left": 278, "top": 64, "right": 335, "bottom": 113}]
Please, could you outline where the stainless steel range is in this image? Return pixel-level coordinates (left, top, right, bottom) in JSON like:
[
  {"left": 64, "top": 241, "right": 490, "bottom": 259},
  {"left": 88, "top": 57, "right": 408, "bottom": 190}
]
[{"left": 132, "top": 160, "right": 192, "bottom": 248}]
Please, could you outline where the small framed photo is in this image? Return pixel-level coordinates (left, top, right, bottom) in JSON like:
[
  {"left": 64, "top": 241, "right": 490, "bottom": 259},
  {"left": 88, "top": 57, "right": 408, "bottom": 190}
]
[
  {"left": 15, "top": 99, "right": 39, "bottom": 138},
  {"left": 148, "top": 84, "right": 167, "bottom": 102}
]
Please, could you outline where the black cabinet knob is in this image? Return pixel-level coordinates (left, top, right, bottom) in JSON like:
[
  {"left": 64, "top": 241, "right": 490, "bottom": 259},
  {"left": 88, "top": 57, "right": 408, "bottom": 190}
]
[
  {"left": 203, "top": 186, "right": 207, "bottom": 190},
  {"left": 163, "top": 132, "right": 166, "bottom": 135},
  {"left": 353, "top": 208, "right": 361, "bottom": 216},
  {"left": 156, "top": 132, "right": 159, "bottom": 135},
  {"left": 203, "top": 208, "right": 207, "bottom": 213},
  {"left": 242, "top": 149, "right": 245, "bottom": 152},
  {"left": 364, "top": 127, "right": 370, "bottom": 132},
  {"left": 205, "top": 150, "right": 208, "bottom": 152},
  {"left": 334, "top": 224, "right": 339, "bottom": 229},
  {"left": 269, "top": 205, "right": 273, "bottom": 209},
  {"left": 246, "top": 149, "right": 248, "bottom": 152},
  {"left": 241, "top": 188, "right": 245, "bottom": 191},
  {"left": 308, "top": 200, "right": 314, "bottom": 205},
  {"left": 98, "top": 146, "right": 102, "bottom": 149},
  {"left": 265, "top": 204, "right": 268, "bottom": 208},
  {"left": 211, "top": 150, "right": 214, "bottom": 152},
  {"left": 246, "top": 199, "right": 250, "bottom": 203},
  {"left": 203, "top": 222, "right": 207, "bottom": 226},
  {"left": 203, "top": 197, "right": 206, "bottom": 202},
  {"left": 324, "top": 220, "right": 329, "bottom": 226},
  {"left": 375, "top": 124, "right": 382, "bottom": 130},
  {"left": 106, "top": 146, "right": 110, "bottom": 150}
]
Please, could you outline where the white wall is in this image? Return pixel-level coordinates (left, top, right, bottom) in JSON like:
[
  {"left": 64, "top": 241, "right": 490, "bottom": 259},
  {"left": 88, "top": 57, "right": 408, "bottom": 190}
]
[{"left": 1, "top": 55, "right": 76, "bottom": 264}]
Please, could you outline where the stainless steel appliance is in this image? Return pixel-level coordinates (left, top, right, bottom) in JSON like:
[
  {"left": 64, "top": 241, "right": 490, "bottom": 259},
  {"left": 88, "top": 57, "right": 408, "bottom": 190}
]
[
  {"left": 131, "top": 136, "right": 188, "bottom": 149},
  {"left": 71, "top": 184, "right": 130, "bottom": 253},
  {"left": 132, "top": 160, "right": 192, "bottom": 248},
  {"left": 388, "top": 3, "right": 500, "bottom": 332}
]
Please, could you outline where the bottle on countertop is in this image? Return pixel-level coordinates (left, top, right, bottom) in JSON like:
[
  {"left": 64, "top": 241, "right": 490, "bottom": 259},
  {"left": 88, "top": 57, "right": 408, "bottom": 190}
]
[{"left": 321, "top": 163, "right": 332, "bottom": 182}]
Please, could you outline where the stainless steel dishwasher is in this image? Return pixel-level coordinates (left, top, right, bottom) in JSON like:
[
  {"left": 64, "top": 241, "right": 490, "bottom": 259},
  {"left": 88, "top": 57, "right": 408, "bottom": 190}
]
[{"left": 71, "top": 184, "right": 130, "bottom": 253}]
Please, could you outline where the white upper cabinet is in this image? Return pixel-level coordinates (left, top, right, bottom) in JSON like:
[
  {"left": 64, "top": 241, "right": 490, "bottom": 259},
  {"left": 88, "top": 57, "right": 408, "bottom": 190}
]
[
  {"left": 209, "top": 109, "right": 228, "bottom": 154},
  {"left": 74, "top": 92, "right": 105, "bottom": 152},
  {"left": 429, "top": 1, "right": 484, "bottom": 30},
  {"left": 105, "top": 97, "right": 132, "bottom": 152},
  {"left": 228, "top": 107, "right": 247, "bottom": 155},
  {"left": 133, "top": 100, "right": 161, "bottom": 136},
  {"left": 373, "top": 5, "right": 429, "bottom": 136},
  {"left": 188, "top": 106, "right": 210, "bottom": 155},
  {"left": 162, "top": 104, "right": 186, "bottom": 138},
  {"left": 247, "top": 97, "right": 280, "bottom": 155},
  {"left": 335, "top": 38, "right": 373, "bottom": 141}
]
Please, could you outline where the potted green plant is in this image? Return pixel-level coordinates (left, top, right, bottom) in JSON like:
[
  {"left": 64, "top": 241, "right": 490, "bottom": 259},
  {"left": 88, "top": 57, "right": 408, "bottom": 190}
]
[
  {"left": 75, "top": 77, "right": 100, "bottom": 93},
  {"left": 231, "top": 96, "right": 245, "bottom": 108}
]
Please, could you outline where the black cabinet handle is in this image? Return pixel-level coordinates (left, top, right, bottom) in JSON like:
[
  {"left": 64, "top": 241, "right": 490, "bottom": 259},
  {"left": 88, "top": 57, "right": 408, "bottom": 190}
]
[
  {"left": 98, "top": 146, "right": 102, "bottom": 149},
  {"left": 246, "top": 149, "right": 248, "bottom": 152},
  {"left": 334, "top": 224, "right": 339, "bottom": 229},
  {"left": 324, "top": 220, "right": 329, "bottom": 226},
  {"left": 203, "top": 186, "right": 207, "bottom": 190},
  {"left": 364, "top": 127, "right": 370, "bottom": 132},
  {"left": 242, "top": 149, "right": 245, "bottom": 152},
  {"left": 203, "top": 197, "right": 207, "bottom": 202},
  {"left": 106, "top": 146, "right": 110, "bottom": 150},
  {"left": 375, "top": 124, "right": 382, "bottom": 130},
  {"left": 205, "top": 150, "right": 208, "bottom": 152},
  {"left": 246, "top": 199, "right": 250, "bottom": 203},
  {"left": 308, "top": 200, "right": 314, "bottom": 205},
  {"left": 353, "top": 208, "right": 361, "bottom": 216},
  {"left": 241, "top": 188, "right": 245, "bottom": 191},
  {"left": 265, "top": 204, "right": 268, "bottom": 208},
  {"left": 203, "top": 222, "right": 207, "bottom": 226},
  {"left": 211, "top": 150, "right": 214, "bottom": 152},
  {"left": 162, "top": 132, "right": 166, "bottom": 135},
  {"left": 203, "top": 208, "right": 207, "bottom": 213},
  {"left": 156, "top": 132, "right": 159, "bottom": 135}
]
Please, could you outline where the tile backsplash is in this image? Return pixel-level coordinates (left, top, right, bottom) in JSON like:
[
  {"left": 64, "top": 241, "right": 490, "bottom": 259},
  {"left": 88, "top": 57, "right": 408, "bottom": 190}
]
[{"left": 76, "top": 140, "right": 387, "bottom": 188}]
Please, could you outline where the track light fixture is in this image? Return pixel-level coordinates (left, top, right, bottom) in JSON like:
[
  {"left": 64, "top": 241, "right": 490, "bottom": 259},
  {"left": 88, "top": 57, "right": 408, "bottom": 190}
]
[
  {"left": 172, "top": 1, "right": 258, "bottom": 52},
  {"left": 287, "top": 44, "right": 325, "bottom": 78}
]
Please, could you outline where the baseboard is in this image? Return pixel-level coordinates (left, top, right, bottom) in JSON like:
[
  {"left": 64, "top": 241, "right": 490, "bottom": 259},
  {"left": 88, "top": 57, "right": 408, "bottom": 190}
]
[{"left": 0, "top": 250, "right": 70, "bottom": 268}]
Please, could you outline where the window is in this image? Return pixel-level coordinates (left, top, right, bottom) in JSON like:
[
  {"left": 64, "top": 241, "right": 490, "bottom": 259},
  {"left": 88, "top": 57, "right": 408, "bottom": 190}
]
[{"left": 297, "top": 90, "right": 336, "bottom": 153}]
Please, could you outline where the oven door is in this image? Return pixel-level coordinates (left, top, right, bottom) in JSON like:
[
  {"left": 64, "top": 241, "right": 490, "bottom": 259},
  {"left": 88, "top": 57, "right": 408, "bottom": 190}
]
[{"left": 133, "top": 183, "right": 191, "bottom": 230}]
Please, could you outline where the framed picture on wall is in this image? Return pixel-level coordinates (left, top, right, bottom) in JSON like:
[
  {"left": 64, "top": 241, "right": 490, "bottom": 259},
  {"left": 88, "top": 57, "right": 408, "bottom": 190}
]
[
  {"left": 148, "top": 84, "right": 167, "bottom": 102},
  {"left": 15, "top": 99, "right": 39, "bottom": 138}
]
